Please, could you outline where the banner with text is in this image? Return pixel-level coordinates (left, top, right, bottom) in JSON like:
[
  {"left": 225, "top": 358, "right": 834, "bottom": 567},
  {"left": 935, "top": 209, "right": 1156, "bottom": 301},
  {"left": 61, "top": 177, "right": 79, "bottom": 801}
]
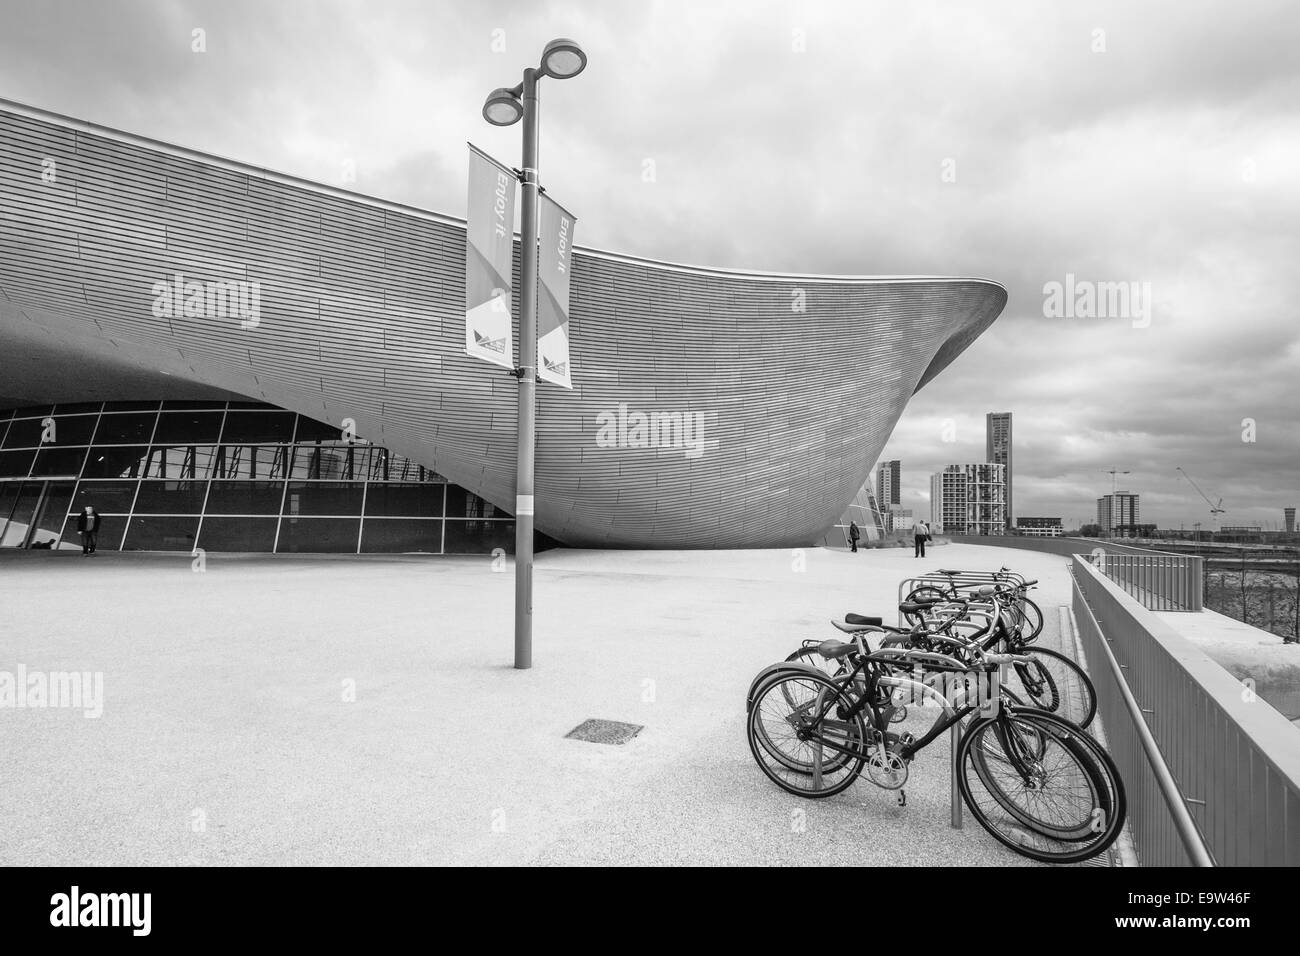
[
  {"left": 537, "top": 193, "right": 576, "bottom": 388},
  {"left": 464, "top": 144, "right": 517, "bottom": 369}
]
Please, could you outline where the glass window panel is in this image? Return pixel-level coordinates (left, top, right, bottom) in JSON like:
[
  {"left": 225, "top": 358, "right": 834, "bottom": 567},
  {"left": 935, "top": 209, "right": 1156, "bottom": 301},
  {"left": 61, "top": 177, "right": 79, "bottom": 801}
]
[
  {"left": 205, "top": 481, "right": 284, "bottom": 515},
  {"left": 282, "top": 481, "right": 364, "bottom": 516},
  {"left": 27, "top": 480, "right": 76, "bottom": 549},
  {"left": 30, "top": 446, "right": 89, "bottom": 477},
  {"left": 277, "top": 517, "right": 359, "bottom": 553},
  {"left": 0, "top": 481, "right": 42, "bottom": 546},
  {"left": 210, "top": 445, "right": 289, "bottom": 480},
  {"left": 93, "top": 413, "right": 158, "bottom": 445},
  {"left": 443, "top": 519, "right": 515, "bottom": 554},
  {"left": 445, "top": 486, "right": 510, "bottom": 519},
  {"left": 366, "top": 449, "right": 433, "bottom": 483},
  {"left": 3, "top": 416, "right": 49, "bottom": 448},
  {"left": 197, "top": 516, "right": 279, "bottom": 552},
  {"left": 133, "top": 480, "right": 208, "bottom": 514},
  {"left": 0, "top": 449, "right": 36, "bottom": 479},
  {"left": 226, "top": 401, "right": 278, "bottom": 410},
  {"left": 289, "top": 444, "right": 369, "bottom": 480},
  {"left": 70, "top": 480, "right": 139, "bottom": 514},
  {"left": 364, "top": 483, "right": 444, "bottom": 517},
  {"left": 294, "top": 417, "right": 343, "bottom": 442},
  {"left": 52, "top": 402, "right": 103, "bottom": 415},
  {"left": 143, "top": 445, "right": 217, "bottom": 480},
  {"left": 0, "top": 481, "right": 21, "bottom": 523},
  {"left": 122, "top": 515, "right": 199, "bottom": 551},
  {"left": 0, "top": 408, "right": 12, "bottom": 421},
  {"left": 0, "top": 481, "right": 27, "bottom": 543},
  {"left": 37, "top": 414, "right": 99, "bottom": 446},
  {"left": 220, "top": 411, "right": 295, "bottom": 444},
  {"left": 361, "top": 518, "right": 443, "bottom": 553},
  {"left": 60, "top": 513, "right": 127, "bottom": 551},
  {"left": 82, "top": 446, "right": 147, "bottom": 479},
  {"left": 152, "top": 411, "right": 223, "bottom": 443},
  {"left": 102, "top": 401, "right": 160, "bottom": 412}
]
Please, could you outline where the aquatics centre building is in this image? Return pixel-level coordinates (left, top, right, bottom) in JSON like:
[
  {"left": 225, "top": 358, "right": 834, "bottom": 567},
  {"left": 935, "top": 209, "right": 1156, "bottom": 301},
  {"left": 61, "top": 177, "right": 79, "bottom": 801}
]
[{"left": 0, "top": 99, "right": 1006, "bottom": 554}]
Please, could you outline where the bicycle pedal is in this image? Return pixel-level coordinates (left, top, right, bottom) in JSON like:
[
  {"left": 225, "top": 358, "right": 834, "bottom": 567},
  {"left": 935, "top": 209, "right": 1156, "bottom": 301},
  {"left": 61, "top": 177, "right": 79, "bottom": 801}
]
[{"left": 897, "top": 789, "right": 907, "bottom": 807}]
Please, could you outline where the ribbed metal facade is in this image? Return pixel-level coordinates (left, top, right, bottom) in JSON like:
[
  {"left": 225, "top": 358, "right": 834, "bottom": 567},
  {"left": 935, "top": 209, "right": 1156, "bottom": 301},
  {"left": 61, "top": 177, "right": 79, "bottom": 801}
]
[{"left": 0, "top": 100, "right": 1006, "bottom": 548}]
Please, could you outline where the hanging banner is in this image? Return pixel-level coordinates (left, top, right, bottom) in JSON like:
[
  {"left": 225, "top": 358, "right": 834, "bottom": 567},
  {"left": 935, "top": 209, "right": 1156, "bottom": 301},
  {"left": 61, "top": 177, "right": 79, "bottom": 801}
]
[
  {"left": 464, "top": 144, "right": 517, "bottom": 369},
  {"left": 537, "top": 193, "right": 576, "bottom": 389}
]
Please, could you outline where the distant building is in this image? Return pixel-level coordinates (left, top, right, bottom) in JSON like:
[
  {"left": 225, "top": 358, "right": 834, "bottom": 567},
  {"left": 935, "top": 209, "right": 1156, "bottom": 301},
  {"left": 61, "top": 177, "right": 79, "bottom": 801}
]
[
  {"left": 930, "top": 463, "right": 1007, "bottom": 535},
  {"left": 1097, "top": 491, "right": 1140, "bottom": 536},
  {"left": 986, "top": 412, "right": 1013, "bottom": 531},
  {"left": 876, "top": 460, "right": 901, "bottom": 509},
  {"left": 1286, "top": 507, "right": 1296, "bottom": 533},
  {"left": 889, "top": 506, "right": 914, "bottom": 532},
  {"left": 1017, "top": 516, "right": 1063, "bottom": 537}
]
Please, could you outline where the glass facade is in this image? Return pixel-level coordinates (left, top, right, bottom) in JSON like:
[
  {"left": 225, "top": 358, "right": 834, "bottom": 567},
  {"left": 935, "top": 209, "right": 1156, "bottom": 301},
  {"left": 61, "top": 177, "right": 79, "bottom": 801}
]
[{"left": 0, "top": 401, "right": 514, "bottom": 554}]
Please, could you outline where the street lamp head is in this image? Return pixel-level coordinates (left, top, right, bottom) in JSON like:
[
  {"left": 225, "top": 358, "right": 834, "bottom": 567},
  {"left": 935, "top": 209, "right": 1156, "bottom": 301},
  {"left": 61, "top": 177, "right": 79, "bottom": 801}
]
[
  {"left": 483, "top": 87, "right": 524, "bottom": 126},
  {"left": 540, "top": 38, "right": 587, "bottom": 79}
]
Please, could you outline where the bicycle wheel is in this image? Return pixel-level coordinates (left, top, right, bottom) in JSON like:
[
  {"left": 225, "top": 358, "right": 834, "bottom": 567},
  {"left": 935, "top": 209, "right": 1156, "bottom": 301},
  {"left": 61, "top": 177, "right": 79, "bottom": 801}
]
[
  {"left": 1006, "top": 647, "right": 1097, "bottom": 729},
  {"left": 1016, "top": 597, "right": 1044, "bottom": 643},
  {"left": 747, "top": 671, "right": 868, "bottom": 798},
  {"left": 783, "top": 646, "right": 906, "bottom": 718},
  {"left": 957, "top": 708, "right": 1124, "bottom": 863}
]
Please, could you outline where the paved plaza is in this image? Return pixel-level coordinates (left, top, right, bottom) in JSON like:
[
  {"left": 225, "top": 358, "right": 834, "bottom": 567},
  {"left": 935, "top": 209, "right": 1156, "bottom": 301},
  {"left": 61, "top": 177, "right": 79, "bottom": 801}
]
[{"left": 0, "top": 543, "right": 1080, "bottom": 866}]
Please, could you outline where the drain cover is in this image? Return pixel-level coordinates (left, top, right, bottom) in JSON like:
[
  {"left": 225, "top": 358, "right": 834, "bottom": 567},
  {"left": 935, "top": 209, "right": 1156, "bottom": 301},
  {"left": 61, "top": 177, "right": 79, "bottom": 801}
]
[{"left": 565, "top": 718, "right": 644, "bottom": 745}]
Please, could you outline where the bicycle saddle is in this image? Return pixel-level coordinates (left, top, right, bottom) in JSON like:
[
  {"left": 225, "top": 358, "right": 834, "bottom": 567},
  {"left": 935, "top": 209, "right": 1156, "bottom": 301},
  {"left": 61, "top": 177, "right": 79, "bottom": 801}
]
[
  {"left": 832, "top": 619, "right": 882, "bottom": 634},
  {"left": 817, "top": 639, "right": 858, "bottom": 660},
  {"left": 845, "top": 612, "right": 883, "bottom": 626}
]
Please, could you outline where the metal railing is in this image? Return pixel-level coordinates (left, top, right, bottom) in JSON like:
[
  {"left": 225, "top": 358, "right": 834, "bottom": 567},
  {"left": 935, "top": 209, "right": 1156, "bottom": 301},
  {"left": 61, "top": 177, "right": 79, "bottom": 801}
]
[
  {"left": 1089, "top": 551, "right": 1203, "bottom": 611},
  {"left": 1072, "top": 554, "right": 1300, "bottom": 866}
]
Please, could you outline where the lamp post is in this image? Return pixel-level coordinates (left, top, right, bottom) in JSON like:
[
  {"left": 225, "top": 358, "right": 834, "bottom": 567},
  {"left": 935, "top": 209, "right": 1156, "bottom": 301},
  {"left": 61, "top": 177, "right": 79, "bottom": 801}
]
[{"left": 482, "top": 38, "right": 587, "bottom": 670}]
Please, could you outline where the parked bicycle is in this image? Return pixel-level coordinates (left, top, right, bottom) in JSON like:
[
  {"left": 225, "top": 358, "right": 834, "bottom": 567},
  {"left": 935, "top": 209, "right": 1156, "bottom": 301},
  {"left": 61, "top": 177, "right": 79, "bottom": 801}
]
[
  {"left": 784, "top": 587, "right": 1097, "bottom": 729},
  {"left": 904, "top": 567, "right": 1044, "bottom": 643},
  {"left": 746, "top": 634, "right": 1125, "bottom": 864}
]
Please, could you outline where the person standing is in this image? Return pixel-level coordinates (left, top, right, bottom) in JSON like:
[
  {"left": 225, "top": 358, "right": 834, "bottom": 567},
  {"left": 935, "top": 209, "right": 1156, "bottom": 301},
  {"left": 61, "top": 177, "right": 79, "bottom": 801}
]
[
  {"left": 77, "top": 505, "right": 101, "bottom": 555},
  {"left": 848, "top": 521, "right": 861, "bottom": 553},
  {"left": 914, "top": 519, "right": 929, "bottom": 559}
]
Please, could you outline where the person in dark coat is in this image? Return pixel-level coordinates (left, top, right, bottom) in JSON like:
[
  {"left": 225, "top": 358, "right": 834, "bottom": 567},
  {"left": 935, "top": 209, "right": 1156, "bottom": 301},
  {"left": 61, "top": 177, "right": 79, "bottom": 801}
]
[
  {"left": 76, "top": 505, "right": 101, "bottom": 555},
  {"left": 848, "top": 521, "right": 861, "bottom": 552},
  {"left": 914, "top": 520, "right": 929, "bottom": 558}
]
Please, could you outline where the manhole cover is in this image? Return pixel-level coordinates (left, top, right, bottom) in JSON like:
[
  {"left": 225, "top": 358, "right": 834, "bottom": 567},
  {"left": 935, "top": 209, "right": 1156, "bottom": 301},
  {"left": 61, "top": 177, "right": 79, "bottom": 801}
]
[{"left": 565, "top": 718, "right": 644, "bottom": 745}]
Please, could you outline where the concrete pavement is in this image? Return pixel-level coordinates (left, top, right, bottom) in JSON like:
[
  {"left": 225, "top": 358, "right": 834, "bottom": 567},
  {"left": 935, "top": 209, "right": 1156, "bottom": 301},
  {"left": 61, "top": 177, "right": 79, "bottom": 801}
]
[{"left": 0, "top": 543, "right": 1079, "bottom": 865}]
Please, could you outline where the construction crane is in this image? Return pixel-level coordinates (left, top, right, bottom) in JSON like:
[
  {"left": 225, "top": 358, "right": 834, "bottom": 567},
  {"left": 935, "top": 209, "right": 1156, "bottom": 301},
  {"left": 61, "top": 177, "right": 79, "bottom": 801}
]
[
  {"left": 1176, "top": 467, "right": 1225, "bottom": 531},
  {"left": 1099, "top": 468, "right": 1131, "bottom": 536},
  {"left": 1103, "top": 468, "right": 1131, "bottom": 496}
]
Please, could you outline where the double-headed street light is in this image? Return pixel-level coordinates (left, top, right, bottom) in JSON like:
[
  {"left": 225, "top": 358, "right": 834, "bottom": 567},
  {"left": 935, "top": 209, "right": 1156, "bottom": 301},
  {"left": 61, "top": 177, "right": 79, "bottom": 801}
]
[{"left": 482, "top": 38, "right": 587, "bottom": 670}]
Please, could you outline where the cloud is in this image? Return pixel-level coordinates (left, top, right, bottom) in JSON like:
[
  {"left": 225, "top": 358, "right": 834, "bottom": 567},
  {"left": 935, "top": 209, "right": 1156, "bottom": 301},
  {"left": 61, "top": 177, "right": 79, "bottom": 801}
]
[{"left": 0, "top": 0, "right": 1296, "bottom": 527}]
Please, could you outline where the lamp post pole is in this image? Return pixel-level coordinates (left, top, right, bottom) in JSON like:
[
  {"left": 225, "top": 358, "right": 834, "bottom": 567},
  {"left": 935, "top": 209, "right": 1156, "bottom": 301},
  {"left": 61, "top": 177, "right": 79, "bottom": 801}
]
[
  {"left": 514, "top": 66, "right": 540, "bottom": 670},
  {"left": 482, "top": 40, "right": 586, "bottom": 670}
]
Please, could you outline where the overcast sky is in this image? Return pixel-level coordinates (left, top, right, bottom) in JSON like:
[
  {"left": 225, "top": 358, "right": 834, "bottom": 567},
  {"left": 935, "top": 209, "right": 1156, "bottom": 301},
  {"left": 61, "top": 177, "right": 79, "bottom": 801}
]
[{"left": 1, "top": 0, "right": 1296, "bottom": 529}]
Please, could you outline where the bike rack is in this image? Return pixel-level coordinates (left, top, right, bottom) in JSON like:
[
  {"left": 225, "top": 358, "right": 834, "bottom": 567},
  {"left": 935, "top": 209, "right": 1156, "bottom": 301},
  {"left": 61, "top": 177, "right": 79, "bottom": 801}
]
[
  {"left": 893, "top": 568, "right": 1029, "bottom": 830},
  {"left": 898, "top": 569, "right": 1029, "bottom": 628}
]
